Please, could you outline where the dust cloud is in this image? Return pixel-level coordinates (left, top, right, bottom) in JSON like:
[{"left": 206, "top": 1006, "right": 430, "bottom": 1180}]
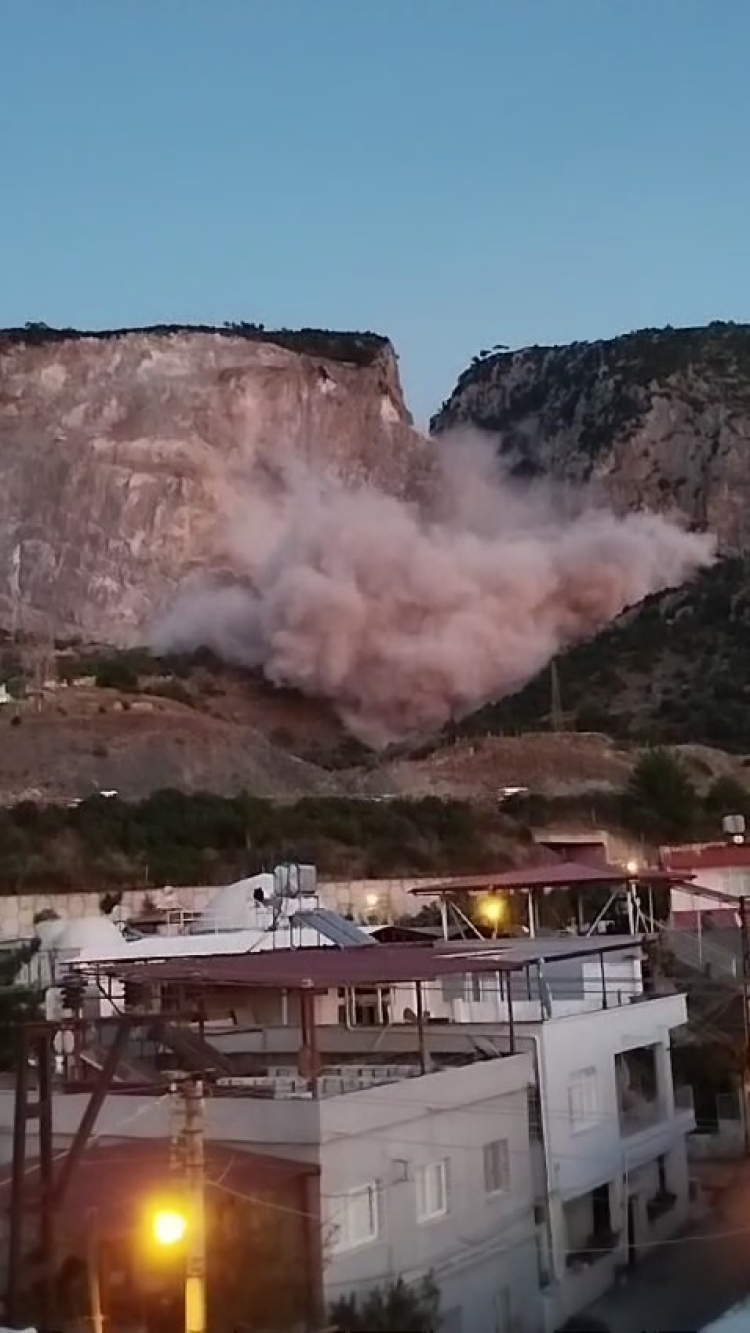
[{"left": 153, "top": 431, "right": 715, "bottom": 746}]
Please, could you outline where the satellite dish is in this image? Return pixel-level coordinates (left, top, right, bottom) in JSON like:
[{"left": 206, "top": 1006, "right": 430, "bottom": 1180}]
[
  {"left": 403, "top": 1007, "right": 417, "bottom": 1024},
  {"left": 253, "top": 886, "right": 265, "bottom": 904}
]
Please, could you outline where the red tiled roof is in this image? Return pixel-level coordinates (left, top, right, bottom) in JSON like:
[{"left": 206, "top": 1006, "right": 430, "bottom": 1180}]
[
  {"left": 410, "top": 861, "right": 688, "bottom": 895},
  {"left": 662, "top": 844, "right": 750, "bottom": 870}
]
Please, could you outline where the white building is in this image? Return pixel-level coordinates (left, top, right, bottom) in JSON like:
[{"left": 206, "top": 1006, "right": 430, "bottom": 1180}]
[
  {"left": 0, "top": 986, "right": 543, "bottom": 1333},
  {"left": 40, "top": 892, "right": 695, "bottom": 1333},
  {"left": 663, "top": 843, "right": 750, "bottom": 920},
  {"left": 421, "top": 936, "right": 695, "bottom": 1330}
]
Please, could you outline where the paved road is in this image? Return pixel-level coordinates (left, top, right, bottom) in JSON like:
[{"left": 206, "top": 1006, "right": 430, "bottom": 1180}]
[{"left": 586, "top": 1163, "right": 750, "bottom": 1333}]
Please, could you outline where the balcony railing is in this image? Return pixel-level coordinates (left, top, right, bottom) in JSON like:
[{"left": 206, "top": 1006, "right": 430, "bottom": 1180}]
[
  {"left": 647, "top": 1189, "right": 677, "bottom": 1223},
  {"left": 565, "top": 1227, "right": 619, "bottom": 1271},
  {"left": 674, "top": 1083, "right": 695, "bottom": 1114},
  {"left": 618, "top": 1094, "right": 662, "bottom": 1135}
]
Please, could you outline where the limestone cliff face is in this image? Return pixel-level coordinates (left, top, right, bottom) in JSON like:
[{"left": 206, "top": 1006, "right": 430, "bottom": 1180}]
[
  {"left": 432, "top": 321, "right": 750, "bottom": 550},
  {"left": 0, "top": 324, "right": 429, "bottom": 643}
]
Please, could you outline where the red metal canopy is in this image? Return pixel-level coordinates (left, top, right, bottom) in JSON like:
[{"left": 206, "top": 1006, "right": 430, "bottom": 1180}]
[
  {"left": 409, "top": 860, "right": 692, "bottom": 896},
  {"left": 97, "top": 941, "right": 526, "bottom": 989}
]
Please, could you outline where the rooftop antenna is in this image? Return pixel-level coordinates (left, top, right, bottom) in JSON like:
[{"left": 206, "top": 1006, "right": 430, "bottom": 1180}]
[{"left": 550, "top": 660, "right": 563, "bottom": 734}]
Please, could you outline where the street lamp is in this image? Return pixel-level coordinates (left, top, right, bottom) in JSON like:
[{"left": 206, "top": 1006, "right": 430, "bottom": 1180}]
[
  {"left": 479, "top": 895, "right": 505, "bottom": 938},
  {"left": 152, "top": 1208, "right": 188, "bottom": 1248}
]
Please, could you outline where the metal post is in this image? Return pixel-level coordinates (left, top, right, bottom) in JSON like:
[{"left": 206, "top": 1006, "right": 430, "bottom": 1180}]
[
  {"left": 183, "top": 1079, "right": 206, "bottom": 1333},
  {"left": 7, "top": 1025, "right": 30, "bottom": 1323},
  {"left": 37, "top": 1030, "right": 55, "bottom": 1330},
  {"left": 415, "top": 982, "right": 427, "bottom": 1075},
  {"left": 87, "top": 1208, "right": 104, "bottom": 1333},
  {"left": 626, "top": 882, "right": 636, "bottom": 936},
  {"left": 439, "top": 895, "right": 449, "bottom": 942},
  {"left": 739, "top": 897, "right": 750, "bottom": 1156}
]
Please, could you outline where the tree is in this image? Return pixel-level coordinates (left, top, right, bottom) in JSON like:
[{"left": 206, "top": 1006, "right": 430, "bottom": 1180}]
[
  {"left": 625, "top": 748, "right": 698, "bottom": 840},
  {"left": 94, "top": 657, "right": 139, "bottom": 691},
  {"left": 0, "top": 939, "right": 43, "bottom": 1069},
  {"left": 704, "top": 774, "right": 750, "bottom": 825},
  {"left": 329, "top": 1275, "right": 440, "bottom": 1332}
]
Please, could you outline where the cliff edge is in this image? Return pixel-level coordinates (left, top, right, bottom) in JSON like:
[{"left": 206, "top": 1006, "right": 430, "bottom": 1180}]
[
  {"left": 0, "top": 323, "right": 430, "bottom": 643},
  {"left": 432, "top": 321, "right": 750, "bottom": 550}
]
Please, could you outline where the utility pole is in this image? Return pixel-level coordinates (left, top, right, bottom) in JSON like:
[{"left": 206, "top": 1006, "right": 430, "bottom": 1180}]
[
  {"left": 739, "top": 897, "right": 750, "bottom": 1156},
  {"left": 86, "top": 1208, "right": 104, "bottom": 1333},
  {"left": 181, "top": 1079, "right": 207, "bottom": 1333}
]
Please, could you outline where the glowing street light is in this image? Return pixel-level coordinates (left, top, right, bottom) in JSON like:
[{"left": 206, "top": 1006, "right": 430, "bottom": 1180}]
[
  {"left": 152, "top": 1207, "right": 188, "bottom": 1247},
  {"left": 479, "top": 895, "right": 505, "bottom": 936}
]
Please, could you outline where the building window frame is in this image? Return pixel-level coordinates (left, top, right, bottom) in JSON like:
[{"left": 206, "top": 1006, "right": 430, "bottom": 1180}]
[
  {"left": 415, "top": 1159, "right": 450, "bottom": 1222},
  {"left": 483, "top": 1138, "right": 511, "bottom": 1196},
  {"left": 568, "top": 1066, "right": 599, "bottom": 1134},
  {"left": 329, "top": 1181, "right": 382, "bottom": 1252}
]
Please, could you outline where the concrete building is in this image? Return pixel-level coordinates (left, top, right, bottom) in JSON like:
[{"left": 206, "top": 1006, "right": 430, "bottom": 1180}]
[
  {"left": 424, "top": 936, "right": 695, "bottom": 1330},
  {"left": 662, "top": 843, "right": 750, "bottom": 910},
  {"left": 4, "top": 945, "right": 545, "bottom": 1333},
  {"left": 66, "top": 929, "right": 695, "bottom": 1332}
]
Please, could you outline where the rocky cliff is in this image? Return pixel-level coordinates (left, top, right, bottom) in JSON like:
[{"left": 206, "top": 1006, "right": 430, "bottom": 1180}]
[
  {"left": 432, "top": 321, "right": 750, "bottom": 550},
  {"left": 0, "top": 323, "right": 429, "bottom": 643}
]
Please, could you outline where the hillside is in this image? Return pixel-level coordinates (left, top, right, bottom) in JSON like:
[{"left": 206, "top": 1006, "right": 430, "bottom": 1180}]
[
  {"left": 455, "top": 557, "right": 750, "bottom": 751},
  {"left": 432, "top": 321, "right": 750, "bottom": 551}
]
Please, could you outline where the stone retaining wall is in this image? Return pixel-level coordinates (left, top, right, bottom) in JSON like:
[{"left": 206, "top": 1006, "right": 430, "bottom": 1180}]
[{"left": 0, "top": 876, "right": 439, "bottom": 938}]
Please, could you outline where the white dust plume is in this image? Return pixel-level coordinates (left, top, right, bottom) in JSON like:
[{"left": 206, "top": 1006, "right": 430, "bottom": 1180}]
[{"left": 152, "top": 431, "right": 715, "bottom": 746}]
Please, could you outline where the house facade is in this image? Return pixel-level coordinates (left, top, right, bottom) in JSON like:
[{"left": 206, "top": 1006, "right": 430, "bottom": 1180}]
[{"left": 0, "top": 1051, "right": 542, "bottom": 1333}]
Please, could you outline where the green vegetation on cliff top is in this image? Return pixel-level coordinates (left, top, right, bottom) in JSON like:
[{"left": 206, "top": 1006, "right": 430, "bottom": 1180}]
[{"left": 1, "top": 321, "right": 389, "bottom": 367}]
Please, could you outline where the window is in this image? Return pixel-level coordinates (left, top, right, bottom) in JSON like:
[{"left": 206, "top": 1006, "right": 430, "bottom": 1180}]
[
  {"left": 416, "top": 1160, "right": 449, "bottom": 1221},
  {"left": 483, "top": 1139, "right": 510, "bottom": 1195},
  {"left": 337, "top": 987, "right": 391, "bottom": 1027},
  {"left": 528, "top": 1083, "right": 543, "bottom": 1141},
  {"left": 441, "top": 973, "right": 466, "bottom": 1003},
  {"left": 329, "top": 1182, "right": 382, "bottom": 1252},
  {"left": 568, "top": 1067, "right": 599, "bottom": 1132}
]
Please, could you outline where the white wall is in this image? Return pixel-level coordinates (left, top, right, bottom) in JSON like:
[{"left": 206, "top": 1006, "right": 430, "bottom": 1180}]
[
  {"left": 318, "top": 1055, "right": 543, "bottom": 1333},
  {"left": 528, "top": 993, "right": 692, "bottom": 1329},
  {"left": 536, "top": 993, "right": 689, "bottom": 1202},
  {"left": 0, "top": 1087, "right": 322, "bottom": 1168},
  {"left": 0, "top": 877, "right": 440, "bottom": 940}
]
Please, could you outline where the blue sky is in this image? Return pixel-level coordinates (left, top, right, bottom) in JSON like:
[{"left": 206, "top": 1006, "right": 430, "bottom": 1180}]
[{"left": 2, "top": 0, "right": 749, "bottom": 422}]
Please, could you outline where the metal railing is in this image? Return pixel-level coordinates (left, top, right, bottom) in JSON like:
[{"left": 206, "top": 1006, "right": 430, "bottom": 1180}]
[{"left": 661, "top": 925, "right": 739, "bottom": 980}]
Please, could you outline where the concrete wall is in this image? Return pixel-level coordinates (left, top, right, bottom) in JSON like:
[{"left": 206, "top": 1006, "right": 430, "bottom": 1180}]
[
  {"left": 528, "top": 994, "right": 692, "bottom": 1329},
  {"left": 318, "top": 1055, "right": 543, "bottom": 1333},
  {"left": 0, "top": 876, "right": 439, "bottom": 939},
  {"left": 0, "top": 1087, "right": 322, "bottom": 1169},
  {"left": 535, "top": 993, "right": 689, "bottom": 1202}
]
